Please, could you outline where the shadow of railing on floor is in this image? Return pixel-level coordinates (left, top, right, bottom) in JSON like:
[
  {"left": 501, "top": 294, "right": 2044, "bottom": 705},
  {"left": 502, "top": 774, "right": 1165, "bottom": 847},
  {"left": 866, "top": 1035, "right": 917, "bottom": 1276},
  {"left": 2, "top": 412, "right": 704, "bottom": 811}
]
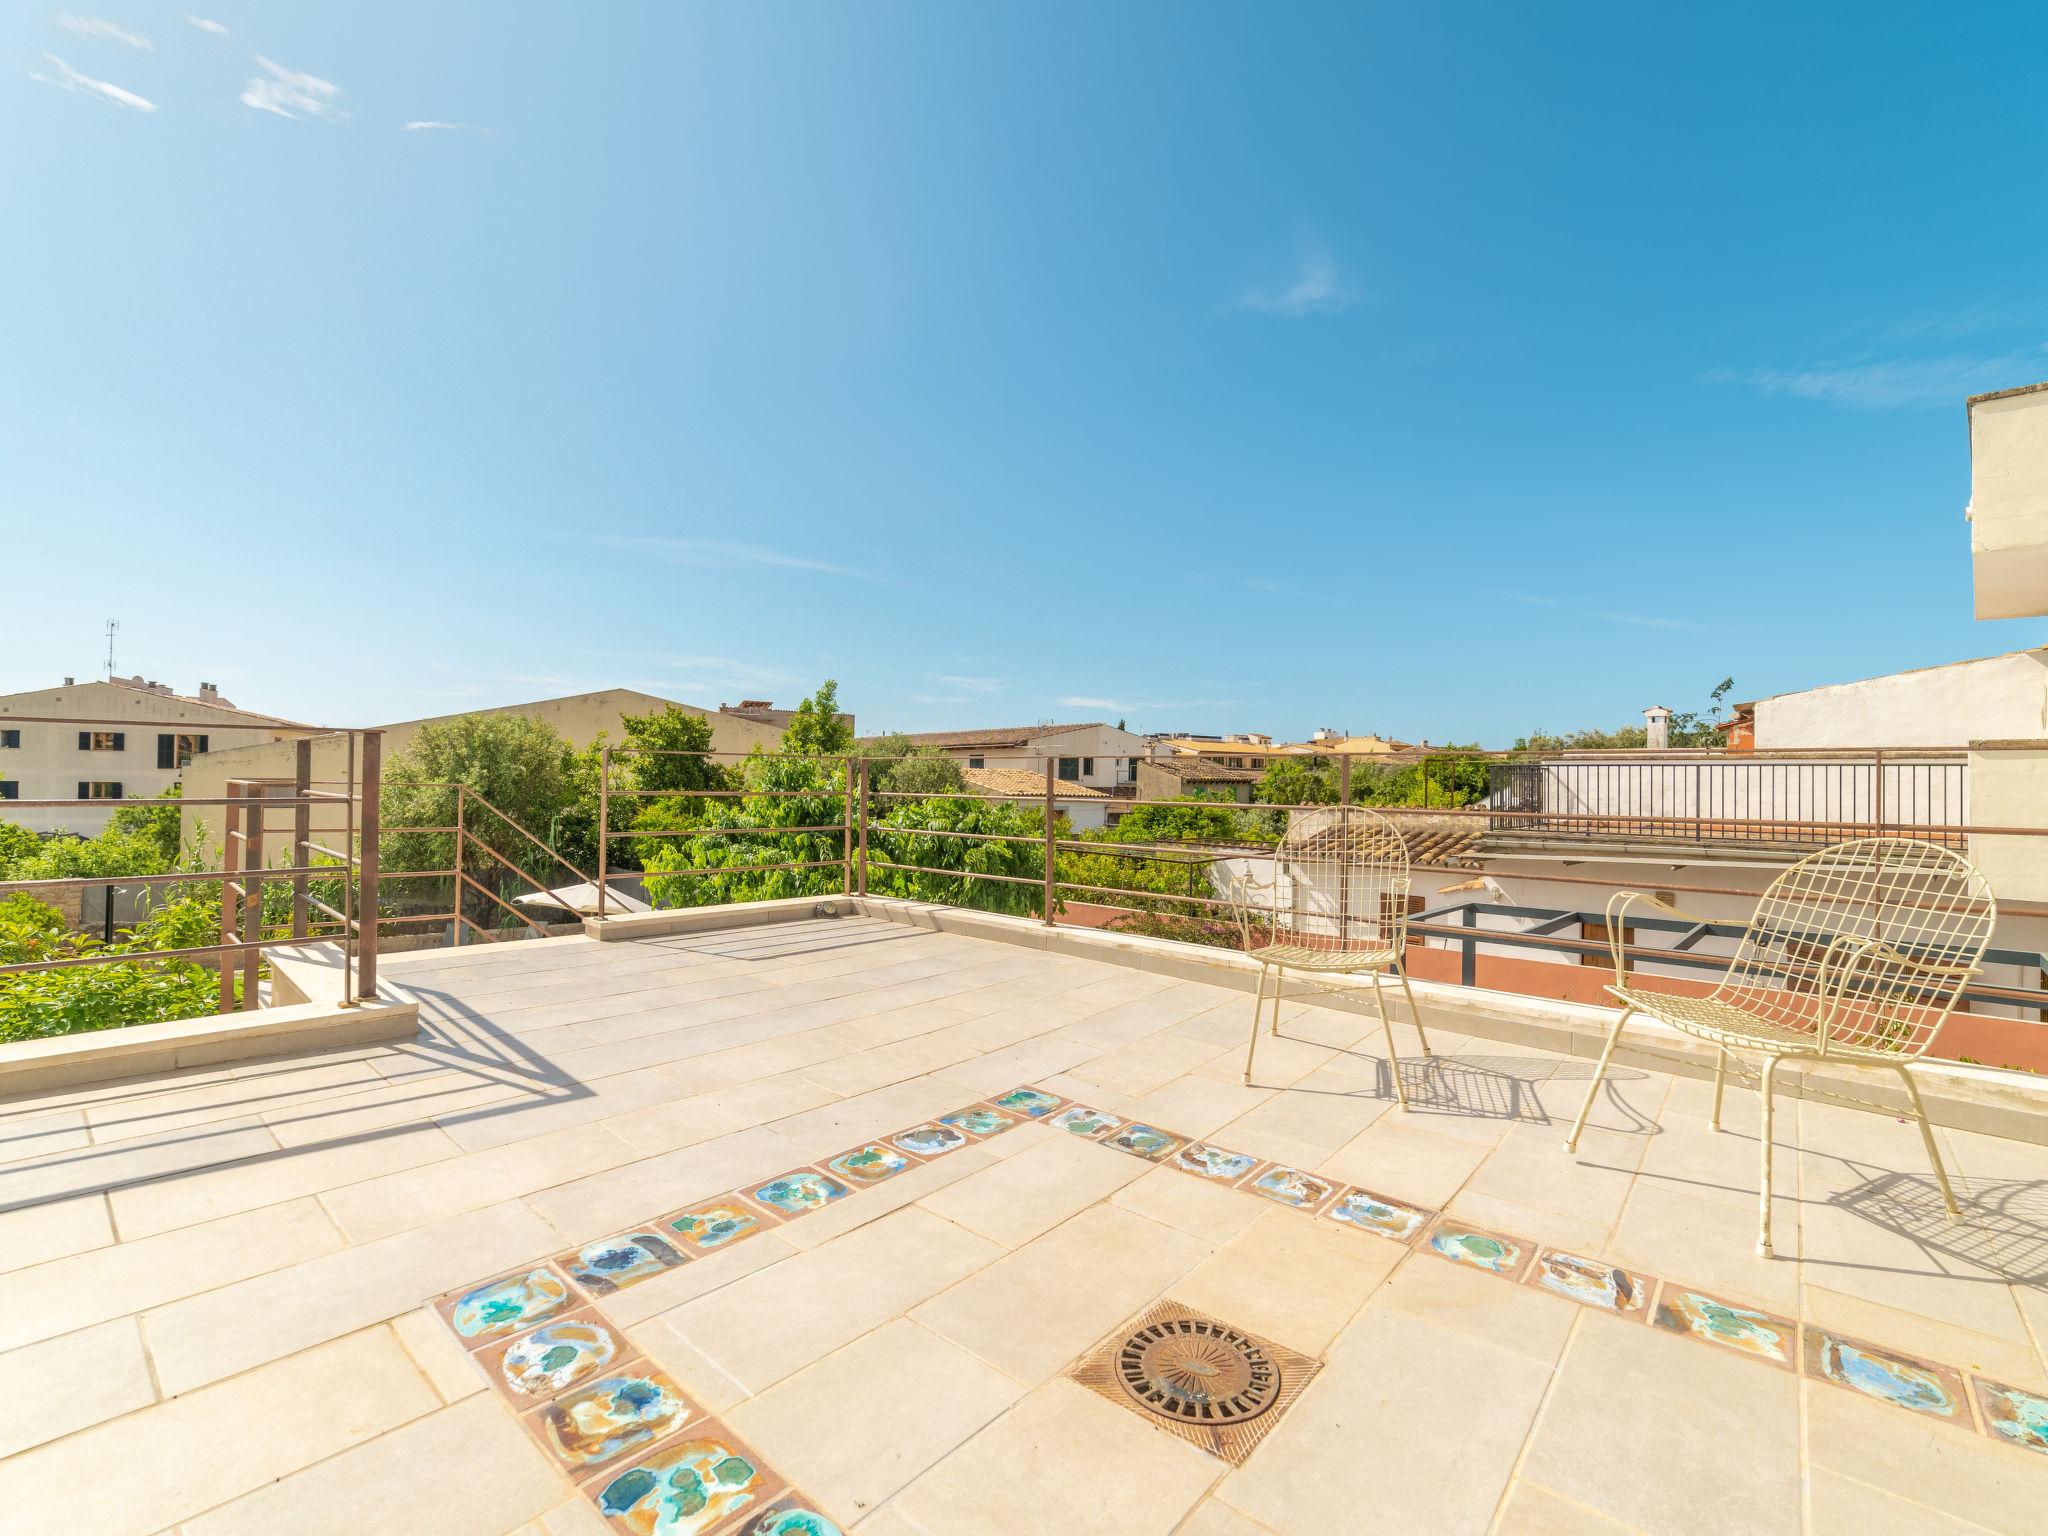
[{"left": 1825, "top": 1170, "right": 2048, "bottom": 1289}]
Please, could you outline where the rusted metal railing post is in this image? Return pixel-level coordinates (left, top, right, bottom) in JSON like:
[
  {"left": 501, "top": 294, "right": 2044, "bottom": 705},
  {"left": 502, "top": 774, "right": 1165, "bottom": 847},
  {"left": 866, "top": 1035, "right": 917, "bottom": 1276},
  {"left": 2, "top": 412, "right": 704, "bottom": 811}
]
[
  {"left": 451, "top": 783, "right": 465, "bottom": 948},
  {"left": 358, "top": 730, "right": 382, "bottom": 1001},
  {"left": 597, "top": 746, "right": 610, "bottom": 920},
  {"left": 842, "top": 756, "right": 854, "bottom": 895},
  {"left": 219, "top": 781, "right": 241, "bottom": 1012},
  {"left": 855, "top": 758, "right": 869, "bottom": 897},
  {"left": 240, "top": 783, "right": 264, "bottom": 1007},
  {"left": 1339, "top": 753, "right": 1351, "bottom": 806},
  {"left": 1042, "top": 757, "right": 1057, "bottom": 927},
  {"left": 291, "top": 739, "right": 312, "bottom": 940},
  {"left": 1873, "top": 748, "right": 1886, "bottom": 834},
  {"left": 341, "top": 732, "right": 355, "bottom": 1006}
]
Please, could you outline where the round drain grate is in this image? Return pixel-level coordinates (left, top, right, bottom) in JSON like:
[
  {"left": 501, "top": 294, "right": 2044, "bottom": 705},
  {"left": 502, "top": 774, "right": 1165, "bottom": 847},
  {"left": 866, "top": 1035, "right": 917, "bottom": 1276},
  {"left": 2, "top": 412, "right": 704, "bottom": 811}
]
[{"left": 1115, "top": 1317, "right": 1278, "bottom": 1425}]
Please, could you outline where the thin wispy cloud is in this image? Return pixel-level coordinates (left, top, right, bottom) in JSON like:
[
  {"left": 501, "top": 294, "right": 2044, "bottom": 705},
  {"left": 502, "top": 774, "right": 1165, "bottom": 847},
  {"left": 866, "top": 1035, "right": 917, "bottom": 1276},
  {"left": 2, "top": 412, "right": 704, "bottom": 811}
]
[
  {"left": 1058, "top": 694, "right": 1240, "bottom": 714},
  {"left": 1599, "top": 612, "right": 1708, "bottom": 633},
  {"left": 241, "top": 56, "right": 346, "bottom": 121},
  {"left": 1704, "top": 349, "right": 2047, "bottom": 411},
  {"left": 594, "top": 536, "right": 881, "bottom": 582},
  {"left": 56, "top": 14, "right": 153, "bottom": 50},
  {"left": 403, "top": 120, "right": 496, "bottom": 136},
  {"left": 932, "top": 675, "right": 1002, "bottom": 694},
  {"left": 1238, "top": 241, "right": 1351, "bottom": 318},
  {"left": 29, "top": 53, "right": 155, "bottom": 111},
  {"left": 182, "top": 15, "right": 229, "bottom": 35}
]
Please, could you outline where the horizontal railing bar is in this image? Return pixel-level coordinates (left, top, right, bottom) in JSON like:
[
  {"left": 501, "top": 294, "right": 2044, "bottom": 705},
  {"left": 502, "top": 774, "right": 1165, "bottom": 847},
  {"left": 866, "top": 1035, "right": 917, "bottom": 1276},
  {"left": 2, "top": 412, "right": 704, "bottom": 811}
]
[
  {"left": 636, "top": 858, "right": 849, "bottom": 879},
  {"left": 605, "top": 788, "right": 836, "bottom": 800},
  {"left": 864, "top": 859, "right": 1045, "bottom": 888},
  {"left": 0, "top": 931, "right": 316, "bottom": 975},
  {"left": 609, "top": 823, "right": 849, "bottom": 840},
  {"left": 0, "top": 864, "right": 341, "bottom": 895},
  {"left": 4, "top": 795, "right": 338, "bottom": 810},
  {"left": 0, "top": 714, "right": 347, "bottom": 730}
]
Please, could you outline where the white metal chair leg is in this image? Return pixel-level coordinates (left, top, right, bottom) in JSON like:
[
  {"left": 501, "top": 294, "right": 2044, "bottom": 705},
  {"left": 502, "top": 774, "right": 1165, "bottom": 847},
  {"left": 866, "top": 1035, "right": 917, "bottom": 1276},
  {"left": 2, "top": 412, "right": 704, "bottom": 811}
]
[
  {"left": 1565, "top": 1008, "right": 1633, "bottom": 1152},
  {"left": 1894, "top": 1065, "right": 1961, "bottom": 1221},
  {"left": 1397, "top": 968, "right": 1431, "bottom": 1056},
  {"left": 1268, "top": 964, "right": 1285, "bottom": 1035},
  {"left": 1242, "top": 964, "right": 1269, "bottom": 1085},
  {"left": 1757, "top": 1054, "right": 1783, "bottom": 1257},
  {"left": 1711, "top": 1048, "right": 1727, "bottom": 1131},
  {"left": 1370, "top": 970, "right": 1410, "bottom": 1109}
]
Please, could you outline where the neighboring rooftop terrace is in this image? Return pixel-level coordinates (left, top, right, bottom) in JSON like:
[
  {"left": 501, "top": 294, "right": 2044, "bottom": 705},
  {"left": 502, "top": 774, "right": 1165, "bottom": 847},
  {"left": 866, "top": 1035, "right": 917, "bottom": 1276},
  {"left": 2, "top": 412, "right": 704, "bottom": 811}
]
[{"left": 3, "top": 909, "right": 2046, "bottom": 1534}]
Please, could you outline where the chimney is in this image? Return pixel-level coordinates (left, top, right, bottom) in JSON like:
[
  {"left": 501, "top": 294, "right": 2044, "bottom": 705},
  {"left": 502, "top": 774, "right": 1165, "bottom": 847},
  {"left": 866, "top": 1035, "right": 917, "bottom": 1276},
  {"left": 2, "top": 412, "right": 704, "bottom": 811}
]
[
  {"left": 62, "top": 675, "right": 74, "bottom": 687},
  {"left": 1644, "top": 705, "right": 1673, "bottom": 750},
  {"left": 199, "top": 682, "right": 219, "bottom": 704}
]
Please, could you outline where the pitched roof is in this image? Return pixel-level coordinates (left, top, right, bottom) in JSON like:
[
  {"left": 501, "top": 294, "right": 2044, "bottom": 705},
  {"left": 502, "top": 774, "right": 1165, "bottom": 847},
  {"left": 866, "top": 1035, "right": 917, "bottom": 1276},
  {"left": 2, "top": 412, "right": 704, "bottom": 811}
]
[
  {"left": 962, "top": 766, "right": 1107, "bottom": 799},
  {"left": 1148, "top": 757, "right": 1263, "bottom": 783},
  {"left": 887, "top": 722, "right": 1104, "bottom": 750}
]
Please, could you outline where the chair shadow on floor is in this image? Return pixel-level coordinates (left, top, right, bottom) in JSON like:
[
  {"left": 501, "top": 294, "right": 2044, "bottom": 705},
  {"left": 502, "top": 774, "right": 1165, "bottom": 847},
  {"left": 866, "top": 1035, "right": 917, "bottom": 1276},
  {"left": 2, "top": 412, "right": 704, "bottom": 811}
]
[
  {"left": 1826, "top": 1169, "right": 2048, "bottom": 1289},
  {"left": 1310, "top": 1049, "right": 1659, "bottom": 1130}
]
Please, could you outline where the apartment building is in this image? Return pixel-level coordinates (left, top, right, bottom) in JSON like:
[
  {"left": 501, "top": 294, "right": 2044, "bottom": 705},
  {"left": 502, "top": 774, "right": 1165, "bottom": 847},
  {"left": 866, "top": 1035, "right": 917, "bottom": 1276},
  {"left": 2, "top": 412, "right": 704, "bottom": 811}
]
[
  {"left": 0, "top": 677, "right": 316, "bottom": 835},
  {"left": 887, "top": 722, "right": 1150, "bottom": 793}
]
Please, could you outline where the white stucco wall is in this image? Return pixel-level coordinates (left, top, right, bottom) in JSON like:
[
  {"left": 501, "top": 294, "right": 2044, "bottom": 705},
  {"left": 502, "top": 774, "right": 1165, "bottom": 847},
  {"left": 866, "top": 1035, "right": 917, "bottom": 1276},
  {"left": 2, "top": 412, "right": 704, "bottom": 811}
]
[
  {"left": 1970, "top": 382, "right": 2048, "bottom": 621},
  {"left": 1752, "top": 649, "right": 2048, "bottom": 749}
]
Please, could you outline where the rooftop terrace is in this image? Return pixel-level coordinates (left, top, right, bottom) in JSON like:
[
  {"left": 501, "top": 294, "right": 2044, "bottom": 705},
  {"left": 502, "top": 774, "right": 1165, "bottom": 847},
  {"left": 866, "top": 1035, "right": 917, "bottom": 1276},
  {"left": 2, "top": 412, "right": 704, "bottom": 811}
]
[{"left": 2, "top": 910, "right": 2046, "bottom": 1534}]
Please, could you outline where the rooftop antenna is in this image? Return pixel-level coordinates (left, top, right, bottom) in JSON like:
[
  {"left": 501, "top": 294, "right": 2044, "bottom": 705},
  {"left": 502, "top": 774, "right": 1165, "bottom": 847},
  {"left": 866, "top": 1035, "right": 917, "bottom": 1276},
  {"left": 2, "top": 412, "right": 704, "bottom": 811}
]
[{"left": 104, "top": 619, "right": 119, "bottom": 680}]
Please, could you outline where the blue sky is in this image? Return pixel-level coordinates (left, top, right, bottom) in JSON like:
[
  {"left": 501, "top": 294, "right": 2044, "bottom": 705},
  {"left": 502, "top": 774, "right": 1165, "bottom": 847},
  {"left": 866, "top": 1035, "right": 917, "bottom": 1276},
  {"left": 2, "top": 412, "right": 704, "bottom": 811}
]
[{"left": 7, "top": 4, "right": 2046, "bottom": 744}]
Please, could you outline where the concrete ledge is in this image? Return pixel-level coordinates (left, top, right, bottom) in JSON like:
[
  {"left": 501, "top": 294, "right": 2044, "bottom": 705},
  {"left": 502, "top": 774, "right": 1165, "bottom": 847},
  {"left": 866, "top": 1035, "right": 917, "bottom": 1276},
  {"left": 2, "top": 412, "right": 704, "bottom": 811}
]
[
  {"left": 0, "top": 942, "right": 418, "bottom": 1097},
  {"left": 584, "top": 894, "right": 850, "bottom": 943}
]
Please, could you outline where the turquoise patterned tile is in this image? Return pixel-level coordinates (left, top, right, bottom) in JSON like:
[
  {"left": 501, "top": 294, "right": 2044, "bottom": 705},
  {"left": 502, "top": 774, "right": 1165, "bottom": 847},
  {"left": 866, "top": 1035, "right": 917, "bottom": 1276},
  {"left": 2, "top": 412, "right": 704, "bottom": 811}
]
[
  {"left": 1805, "top": 1327, "right": 1970, "bottom": 1421},
  {"left": 891, "top": 1123, "right": 968, "bottom": 1158},
  {"left": 937, "top": 1107, "right": 1018, "bottom": 1138},
  {"left": 734, "top": 1497, "right": 845, "bottom": 1535},
  {"left": 987, "top": 1087, "right": 1066, "bottom": 1118},
  {"left": 476, "top": 1308, "right": 624, "bottom": 1403},
  {"left": 1972, "top": 1377, "right": 2048, "bottom": 1457},
  {"left": 1527, "top": 1250, "right": 1652, "bottom": 1318},
  {"left": 594, "top": 1417, "right": 783, "bottom": 1534},
  {"left": 1423, "top": 1222, "right": 1531, "bottom": 1279},
  {"left": 663, "top": 1199, "right": 780, "bottom": 1255},
  {"left": 525, "top": 1366, "right": 699, "bottom": 1481},
  {"left": 1651, "top": 1289, "right": 1796, "bottom": 1368},
  {"left": 1170, "top": 1142, "right": 1261, "bottom": 1182},
  {"left": 1049, "top": 1105, "right": 1124, "bottom": 1139},
  {"left": 1245, "top": 1165, "right": 1339, "bottom": 1212},
  {"left": 436, "top": 1264, "right": 577, "bottom": 1348},
  {"left": 560, "top": 1232, "right": 692, "bottom": 1296},
  {"left": 825, "top": 1143, "right": 915, "bottom": 1187},
  {"left": 748, "top": 1168, "right": 852, "bottom": 1219},
  {"left": 1325, "top": 1186, "right": 1432, "bottom": 1243},
  {"left": 1103, "top": 1122, "right": 1182, "bottom": 1161}
]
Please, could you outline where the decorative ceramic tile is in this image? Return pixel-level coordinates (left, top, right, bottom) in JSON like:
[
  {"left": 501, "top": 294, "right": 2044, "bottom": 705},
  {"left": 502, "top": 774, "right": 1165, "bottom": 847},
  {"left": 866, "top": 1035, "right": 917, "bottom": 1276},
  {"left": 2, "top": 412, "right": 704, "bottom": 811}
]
[
  {"left": 1104, "top": 1123, "right": 1182, "bottom": 1161},
  {"left": 1170, "top": 1142, "right": 1261, "bottom": 1182},
  {"left": 1650, "top": 1289, "right": 1796, "bottom": 1368},
  {"left": 825, "top": 1143, "right": 915, "bottom": 1187},
  {"left": 891, "top": 1123, "right": 968, "bottom": 1158},
  {"left": 987, "top": 1087, "right": 1066, "bottom": 1118},
  {"left": 561, "top": 1232, "right": 693, "bottom": 1296},
  {"left": 732, "top": 1497, "right": 845, "bottom": 1535},
  {"left": 1423, "top": 1222, "right": 1531, "bottom": 1279},
  {"left": 1244, "top": 1166, "right": 1339, "bottom": 1213},
  {"left": 1805, "top": 1328, "right": 1970, "bottom": 1421},
  {"left": 527, "top": 1367, "right": 699, "bottom": 1481},
  {"left": 747, "top": 1169, "right": 852, "bottom": 1219},
  {"left": 937, "top": 1107, "right": 1018, "bottom": 1138},
  {"left": 663, "top": 1199, "right": 779, "bottom": 1255},
  {"left": 1527, "top": 1250, "right": 1652, "bottom": 1318},
  {"left": 1972, "top": 1377, "right": 2048, "bottom": 1457},
  {"left": 594, "top": 1419, "right": 782, "bottom": 1534},
  {"left": 1049, "top": 1104, "right": 1124, "bottom": 1139},
  {"left": 476, "top": 1309, "right": 625, "bottom": 1403},
  {"left": 437, "top": 1264, "right": 578, "bottom": 1348},
  {"left": 1324, "top": 1186, "right": 1432, "bottom": 1243}
]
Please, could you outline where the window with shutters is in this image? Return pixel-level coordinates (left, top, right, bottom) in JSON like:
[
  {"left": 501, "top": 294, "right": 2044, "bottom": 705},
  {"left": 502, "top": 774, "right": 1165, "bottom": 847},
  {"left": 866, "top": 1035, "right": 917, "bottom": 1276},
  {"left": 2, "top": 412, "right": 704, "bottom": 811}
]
[
  {"left": 0, "top": 729, "right": 19, "bottom": 749},
  {"left": 0, "top": 782, "right": 16, "bottom": 800},
  {"left": 157, "top": 733, "right": 209, "bottom": 769},
  {"left": 80, "top": 731, "right": 123, "bottom": 751},
  {"left": 80, "top": 781, "right": 124, "bottom": 800}
]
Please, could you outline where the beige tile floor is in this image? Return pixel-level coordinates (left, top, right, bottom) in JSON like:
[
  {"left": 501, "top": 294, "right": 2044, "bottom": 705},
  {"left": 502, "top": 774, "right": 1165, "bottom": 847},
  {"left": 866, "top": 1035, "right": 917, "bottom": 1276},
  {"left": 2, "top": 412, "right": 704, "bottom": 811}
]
[{"left": 3, "top": 914, "right": 2047, "bottom": 1534}]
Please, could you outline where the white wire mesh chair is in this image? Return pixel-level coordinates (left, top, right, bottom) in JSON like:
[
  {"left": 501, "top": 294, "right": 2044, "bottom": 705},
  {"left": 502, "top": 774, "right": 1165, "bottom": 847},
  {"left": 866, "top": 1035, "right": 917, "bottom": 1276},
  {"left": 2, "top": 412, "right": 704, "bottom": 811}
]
[
  {"left": 1564, "top": 836, "right": 1996, "bottom": 1256},
  {"left": 1227, "top": 804, "right": 1431, "bottom": 1104}
]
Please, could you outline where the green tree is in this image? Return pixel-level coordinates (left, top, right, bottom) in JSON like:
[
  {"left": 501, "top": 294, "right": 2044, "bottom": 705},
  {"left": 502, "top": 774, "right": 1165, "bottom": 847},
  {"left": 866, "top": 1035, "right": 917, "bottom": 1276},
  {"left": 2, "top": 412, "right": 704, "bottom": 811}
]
[
  {"left": 0, "top": 821, "right": 44, "bottom": 876},
  {"left": 780, "top": 680, "right": 855, "bottom": 755},
  {"left": 1516, "top": 678, "right": 1735, "bottom": 752},
  {"left": 641, "top": 751, "right": 846, "bottom": 908},
  {"left": 382, "top": 712, "right": 578, "bottom": 883},
  {"left": 1255, "top": 756, "right": 1338, "bottom": 807},
  {"left": 868, "top": 738, "right": 964, "bottom": 800},
  {"left": 868, "top": 795, "right": 1045, "bottom": 916},
  {"left": 106, "top": 784, "right": 185, "bottom": 866}
]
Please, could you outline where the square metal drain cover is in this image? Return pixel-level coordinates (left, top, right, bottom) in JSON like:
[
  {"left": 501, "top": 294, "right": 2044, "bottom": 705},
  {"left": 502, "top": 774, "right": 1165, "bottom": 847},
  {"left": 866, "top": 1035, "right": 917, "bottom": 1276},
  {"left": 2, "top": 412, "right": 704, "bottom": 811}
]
[{"left": 1069, "top": 1301, "right": 1321, "bottom": 1465}]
